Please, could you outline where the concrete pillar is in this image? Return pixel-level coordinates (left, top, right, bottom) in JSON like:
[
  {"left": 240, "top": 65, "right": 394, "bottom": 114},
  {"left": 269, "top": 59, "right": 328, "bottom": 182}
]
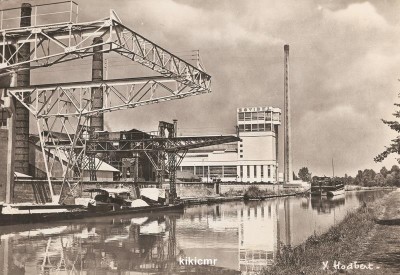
[
  {"left": 15, "top": 3, "right": 32, "bottom": 176},
  {"left": 91, "top": 37, "right": 104, "bottom": 131},
  {"left": 0, "top": 129, "right": 8, "bottom": 203},
  {"left": 0, "top": 79, "right": 16, "bottom": 204}
]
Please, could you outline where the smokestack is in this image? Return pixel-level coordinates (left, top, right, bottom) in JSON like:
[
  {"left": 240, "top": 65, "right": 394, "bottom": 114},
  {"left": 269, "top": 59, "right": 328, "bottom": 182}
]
[
  {"left": 91, "top": 37, "right": 104, "bottom": 131},
  {"left": 283, "top": 44, "right": 292, "bottom": 183},
  {"left": 14, "top": 3, "right": 32, "bottom": 176}
]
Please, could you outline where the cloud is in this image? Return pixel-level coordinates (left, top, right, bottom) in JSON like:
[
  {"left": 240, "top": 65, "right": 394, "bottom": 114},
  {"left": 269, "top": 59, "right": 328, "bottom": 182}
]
[
  {"left": 85, "top": 0, "right": 400, "bottom": 176},
  {"left": 5, "top": 0, "right": 399, "bottom": 176},
  {"left": 323, "top": 2, "right": 389, "bottom": 29}
]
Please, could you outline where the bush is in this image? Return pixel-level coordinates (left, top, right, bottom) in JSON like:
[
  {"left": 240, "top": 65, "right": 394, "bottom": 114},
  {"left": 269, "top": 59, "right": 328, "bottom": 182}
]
[{"left": 244, "top": 185, "right": 264, "bottom": 200}]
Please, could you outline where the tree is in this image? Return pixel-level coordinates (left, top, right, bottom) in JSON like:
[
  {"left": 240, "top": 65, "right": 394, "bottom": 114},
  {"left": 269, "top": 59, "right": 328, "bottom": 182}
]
[
  {"left": 391, "top": 165, "right": 400, "bottom": 174},
  {"left": 354, "top": 170, "right": 363, "bottom": 185},
  {"left": 374, "top": 173, "right": 385, "bottom": 186},
  {"left": 380, "top": 166, "right": 389, "bottom": 178},
  {"left": 298, "top": 167, "right": 311, "bottom": 182},
  {"left": 375, "top": 103, "right": 400, "bottom": 163},
  {"left": 361, "top": 169, "right": 376, "bottom": 187},
  {"left": 388, "top": 165, "right": 400, "bottom": 186}
]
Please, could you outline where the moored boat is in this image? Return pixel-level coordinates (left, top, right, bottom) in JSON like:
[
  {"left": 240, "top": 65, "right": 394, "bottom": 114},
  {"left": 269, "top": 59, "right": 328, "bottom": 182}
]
[
  {"left": 0, "top": 186, "right": 183, "bottom": 226},
  {"left": 326, "top": 185, "right": 345, "bottom": 197},
  {"left": 311, "top": 176, "right": 345, "bottom": 197},
  {"left": 0, "top": 202, "right": 184, "bottom": 226}
]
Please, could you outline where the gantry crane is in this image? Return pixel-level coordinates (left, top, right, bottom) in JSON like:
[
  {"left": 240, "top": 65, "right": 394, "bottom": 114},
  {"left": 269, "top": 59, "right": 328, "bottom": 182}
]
[{"left": 0, "top": 1, "right": 214, "bottom": 204}]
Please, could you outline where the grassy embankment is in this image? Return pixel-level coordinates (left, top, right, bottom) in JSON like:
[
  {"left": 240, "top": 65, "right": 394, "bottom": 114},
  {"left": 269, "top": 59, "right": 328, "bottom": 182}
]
[
  {"left": 262, "top": 195, "right": 387, "bottom": 275},
  {"left": 223, "top": 185, "right": 302, "bottom": 199}
]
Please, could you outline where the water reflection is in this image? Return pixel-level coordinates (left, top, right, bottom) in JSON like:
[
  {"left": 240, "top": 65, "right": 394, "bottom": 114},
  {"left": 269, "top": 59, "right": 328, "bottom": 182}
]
[
  {"left": 0, "top": 190, "right": 390, "bottom": 275},
  {"left": 311, "top": 195, "right": 346, "bottom": 214}
]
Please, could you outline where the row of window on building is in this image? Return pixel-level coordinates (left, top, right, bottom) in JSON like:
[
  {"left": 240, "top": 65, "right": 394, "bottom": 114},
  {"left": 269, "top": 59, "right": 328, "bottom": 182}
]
[
  {"left": 238, "top": 111, "right": 280, "bottom": 122},
  {"left": 239, "top": 165, "right": 274, "bottom": 179},
  {"left": 238, "top": 123, "right": 276, "bottom": 132},
  {"left": 180, "top": 165, "right": 275, "bottom": 179}
]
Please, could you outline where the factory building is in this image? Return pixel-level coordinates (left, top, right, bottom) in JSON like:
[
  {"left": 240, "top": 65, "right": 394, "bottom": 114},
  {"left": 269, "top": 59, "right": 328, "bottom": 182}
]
[{"left": 179, "top": 106, "right": 281, "bottom": 183}]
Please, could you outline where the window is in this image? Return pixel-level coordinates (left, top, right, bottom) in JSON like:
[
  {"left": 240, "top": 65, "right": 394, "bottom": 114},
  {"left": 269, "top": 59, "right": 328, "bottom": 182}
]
[
  {"left": 252, "top": 124, "right": 258, "bottom": 131},
  {"left": 258, "top": 124, "right": 265, "bottom": 131},
  {"left": 0, "top": 109, "right": 7, "bottom": 128},
  {"left": 223, "top": 166, "right": 237, "bottom": 177},
  {"left": 265, "top": 112, "right": 272, "bottom": 121},
  {"left": 245, "top": 124, "right": 251, "bottom": 132},
  {"left": 257, "top": 111, "right": 265, "bottom": 120},
  {"left": 240, "top": 144, "right": 243, "bottom": 147},
  {"left": 239, "top": 149, "right": 243, "bottom": 153},
  {"left": 254, "top": 165, "right": 257, "bottom": 178},
  {"left": 251, "top": 112, "right": 257, "bottom": 120},
  {"left": 265, "top": 124, "right": 272, "bottom": 131},
  {"left": 238, "top": 112, "right": 244, "bottom": 121},
  {"left": 182, "top": 166, "right": 195, "bottom": 174},
  {"left": 240, "top": 166, "right": 243, "bottom": 178},
  {"left": 244, "top": 112, "right": 251, "bottom": 121},
  {"left": 238, "top": 124, "right": 244, "bottom": 132},
  {"left": 209, "top": 166, "right": 223, "bottom": 178},
  {"left": 247, "top": 165, "right": 250, "bottom": 178},
  {"left": 195, "top": 166, "right": 204, "bottom": 176},
  {"left": 273, "top": 112, "right": 280, "bottom": 121},
  {"left": 261, "top": 165, "right": 264, "bottom": 178},
  {"left": 204, "top": 166, "right": 209, "bottom": 177},
  {"left": 267, "top": 165, "right": 271, "bottom": 178},
  {"left": 240, "top": 155, "right": 243, "bottom": 158}
]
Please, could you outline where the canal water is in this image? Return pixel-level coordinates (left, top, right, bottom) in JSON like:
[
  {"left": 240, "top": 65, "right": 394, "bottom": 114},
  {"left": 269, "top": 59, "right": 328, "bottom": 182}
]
[{"left": 0, "top": 190, "right": 390, "bottom": 274}]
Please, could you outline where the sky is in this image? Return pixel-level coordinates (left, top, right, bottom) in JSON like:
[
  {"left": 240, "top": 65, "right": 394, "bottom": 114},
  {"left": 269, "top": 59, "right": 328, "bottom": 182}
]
[{"left": 1, "top": 0, "right": 400, "bottom": 177}]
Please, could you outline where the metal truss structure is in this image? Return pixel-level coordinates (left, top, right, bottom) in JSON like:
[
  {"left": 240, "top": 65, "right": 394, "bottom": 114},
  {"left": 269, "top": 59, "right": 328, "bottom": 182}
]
[
  {"left": 8, "top": 77, "right": 206, "bottom": 118},
  {"left": 0, "top": 2, "right": 211, "bottom": 90},
  {"left": 0, "top": 1, "right": 213, "bottom": 204},
  {"left": 44, "top": 125, "right": 239, "bottom": 202}
]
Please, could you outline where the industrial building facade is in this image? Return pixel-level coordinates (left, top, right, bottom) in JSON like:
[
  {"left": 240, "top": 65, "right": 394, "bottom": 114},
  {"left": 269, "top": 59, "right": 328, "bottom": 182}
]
[{"left": 179, "top": 106, "right": 281, "bottom": 183}]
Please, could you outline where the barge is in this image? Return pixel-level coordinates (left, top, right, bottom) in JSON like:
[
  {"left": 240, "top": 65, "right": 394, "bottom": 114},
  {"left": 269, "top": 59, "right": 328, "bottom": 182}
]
[
  {"left": 0, "top": 187, "right": 183, "bottom": 226},
  {"left": 311, "top": 176, "right": 345, "bottom": 197}
]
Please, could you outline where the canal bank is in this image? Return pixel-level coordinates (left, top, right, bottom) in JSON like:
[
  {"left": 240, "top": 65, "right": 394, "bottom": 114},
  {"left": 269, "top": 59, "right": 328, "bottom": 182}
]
[
  {"left": 0, "top": 190, "right": 388, "bottom": 274},
  {"left": 264, "top": 188, "right": 399, "bottom": 275}
]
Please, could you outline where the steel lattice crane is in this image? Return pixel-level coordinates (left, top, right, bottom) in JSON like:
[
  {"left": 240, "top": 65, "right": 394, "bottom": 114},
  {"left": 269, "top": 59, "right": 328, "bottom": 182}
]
[{"left": 0, "top": 1, "right": 213, "bottom": 204}]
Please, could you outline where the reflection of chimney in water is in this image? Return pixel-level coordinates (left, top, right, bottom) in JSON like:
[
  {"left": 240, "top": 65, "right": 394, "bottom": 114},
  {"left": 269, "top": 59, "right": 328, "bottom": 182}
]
[{"left": 284, "top": 198, "right": 291, "bottom": 246}]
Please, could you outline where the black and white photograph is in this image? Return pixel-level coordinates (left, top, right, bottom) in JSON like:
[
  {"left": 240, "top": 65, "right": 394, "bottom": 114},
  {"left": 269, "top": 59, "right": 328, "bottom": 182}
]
[{"left": 0, "top": 0, "right": 399, "bottom": 274}]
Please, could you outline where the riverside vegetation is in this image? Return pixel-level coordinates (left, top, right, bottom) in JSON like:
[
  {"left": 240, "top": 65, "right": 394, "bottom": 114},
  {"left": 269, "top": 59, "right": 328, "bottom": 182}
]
[{"left": 262, "top": 192, "right": 390, "bottom": 275}]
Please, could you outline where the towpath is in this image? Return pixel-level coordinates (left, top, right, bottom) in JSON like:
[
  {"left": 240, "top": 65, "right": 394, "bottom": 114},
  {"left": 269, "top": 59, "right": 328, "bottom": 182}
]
[{"left": 356, "top": 189, "right": 400, "bottom": 274}]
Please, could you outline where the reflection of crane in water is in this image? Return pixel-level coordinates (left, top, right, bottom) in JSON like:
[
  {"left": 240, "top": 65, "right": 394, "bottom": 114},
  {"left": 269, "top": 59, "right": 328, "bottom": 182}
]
[{"left": 1, "top": 214, "right": 181, "bottom": 274}]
